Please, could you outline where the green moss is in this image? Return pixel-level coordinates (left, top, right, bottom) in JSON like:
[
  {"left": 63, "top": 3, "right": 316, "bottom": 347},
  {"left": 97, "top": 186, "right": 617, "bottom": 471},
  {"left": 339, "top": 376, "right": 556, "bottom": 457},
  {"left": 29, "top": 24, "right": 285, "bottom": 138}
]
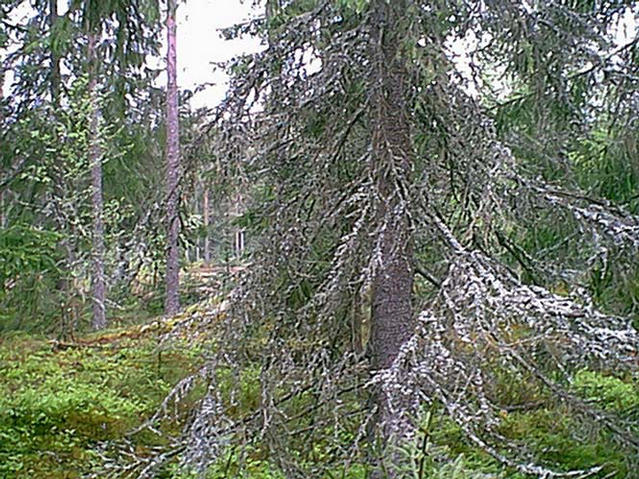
[
  {"left": 2, "top": 326, "right": 637, "bottom": 479},
  {"left": 573, "top": 370, "right": 639, "bottom": 412},
  {"left": 0, "top": 332, "right": 204, "bottom": 478},
  {"left": 424, "top": 376, "right": 636, "bottom": 479}
]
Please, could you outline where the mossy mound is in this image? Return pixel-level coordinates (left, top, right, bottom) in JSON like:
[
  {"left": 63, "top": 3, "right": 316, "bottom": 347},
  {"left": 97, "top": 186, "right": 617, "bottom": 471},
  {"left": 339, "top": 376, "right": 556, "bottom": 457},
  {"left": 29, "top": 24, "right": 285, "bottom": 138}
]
[{"left": 0, "top": 325, "right": 205, "bottom": 479}]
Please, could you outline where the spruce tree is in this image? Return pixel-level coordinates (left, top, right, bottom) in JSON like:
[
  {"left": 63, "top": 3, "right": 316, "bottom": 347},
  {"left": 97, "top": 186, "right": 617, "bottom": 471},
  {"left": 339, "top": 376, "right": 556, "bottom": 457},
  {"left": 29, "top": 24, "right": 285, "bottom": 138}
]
[{"left": 129, "top": 1, "right": 639, "bottom": 476}]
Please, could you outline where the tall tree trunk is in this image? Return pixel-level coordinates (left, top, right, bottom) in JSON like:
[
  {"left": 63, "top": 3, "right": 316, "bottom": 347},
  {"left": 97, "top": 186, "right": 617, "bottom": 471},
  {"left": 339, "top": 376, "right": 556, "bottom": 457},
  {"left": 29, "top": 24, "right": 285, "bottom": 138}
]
[
  {"left": 48, "top": 0, "right": 78, "bottom": 336},
  {"left": 88, "top": 32, "right": 107, "bottom": 330},
  {"left": 49, "top": 0, "right": 60, "bottom": 107},
  {"left": 0, "top": 67, "right": 4, "bottom": 230},
  {"left": 368, "top": 0, "right": 415, "bottom": 471},
  {"left": 203, "top": 187, "right": 210, "bottom": 265},
  {"left": 165, "top": 0, "right": 180, "bottom": 315},
  {"left": 233, "top": 192, "right": 245, "bottom": 258},
  {"left": 0, "top": 65, "right": 4, "bottom": 125}
]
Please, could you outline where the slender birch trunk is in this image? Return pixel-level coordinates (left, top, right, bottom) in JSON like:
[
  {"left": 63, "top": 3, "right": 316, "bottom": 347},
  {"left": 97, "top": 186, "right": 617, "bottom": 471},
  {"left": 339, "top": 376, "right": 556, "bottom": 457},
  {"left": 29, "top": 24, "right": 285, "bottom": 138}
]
[
  {"left": 88, "top": 32, "right": 107, "bottom": 330},
  {"left": 165, "top": 0, "right": 180, "bottom": 315}
]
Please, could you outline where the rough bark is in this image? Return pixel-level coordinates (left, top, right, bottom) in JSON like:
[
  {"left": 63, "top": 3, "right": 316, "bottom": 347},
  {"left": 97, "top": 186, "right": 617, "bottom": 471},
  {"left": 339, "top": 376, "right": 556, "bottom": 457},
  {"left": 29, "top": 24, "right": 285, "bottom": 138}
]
[
  {"left": 0, "top": 65, "right": 4, "bottom": 124},
  {"left": 0, "top": 67, "right": 4, "bottom": 229},
  {"left": 165, "top": 0, "right": 180, "bottom": 315},
  {"left": 368, "top": 0, "right": 415, "bottom": 472},
  {"left": 88, "top": 32, "right": 107, "bottom": 330}
]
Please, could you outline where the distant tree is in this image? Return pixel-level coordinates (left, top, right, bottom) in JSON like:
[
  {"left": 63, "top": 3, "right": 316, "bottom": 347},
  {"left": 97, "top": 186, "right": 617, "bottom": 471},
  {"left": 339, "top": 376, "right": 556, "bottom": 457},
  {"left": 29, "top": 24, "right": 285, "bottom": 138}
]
[
  {"left": 164, "top": 0, "right": 180, "bottom": 315},
  {"left": 203, "top": 186, "right": 210, "bottom": 264},
  {"left": 1, "top": 76, "right": 107, "bottom": 333},
  {"left": 0, "top": 62, "right": 5, "bottom": 229},
  {"left": 86, "top": 28, "right": 106, "bottom": 330},
  {"left": 1, "top": 0, "right": 164, "bottom": 331},
  {"left": 73, "top": 0, "right": 165, "bottom": 329},
  {"left": 48, "top": 0, "right": 61, "bottom": 107}
]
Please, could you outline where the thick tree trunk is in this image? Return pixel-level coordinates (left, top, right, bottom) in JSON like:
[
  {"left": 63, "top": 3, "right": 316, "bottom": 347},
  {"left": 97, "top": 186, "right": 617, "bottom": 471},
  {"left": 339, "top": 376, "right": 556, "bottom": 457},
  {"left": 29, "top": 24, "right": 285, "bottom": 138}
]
[
  {"left": 88, "top": 32, "right": 107, "bottom": 330},
  {"left": 165, "top": 0, "right": 180, "bottom": 315},
  {"left": 368, "top": 0, "right": 415, "bottom": 473}
]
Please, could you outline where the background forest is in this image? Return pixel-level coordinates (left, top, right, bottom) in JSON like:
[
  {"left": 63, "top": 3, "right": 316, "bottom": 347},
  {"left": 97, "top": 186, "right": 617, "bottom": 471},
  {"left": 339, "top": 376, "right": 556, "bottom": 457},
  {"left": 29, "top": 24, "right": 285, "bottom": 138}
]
[{"left": 1, "top": 0, "right": 638, "bottom": 478}]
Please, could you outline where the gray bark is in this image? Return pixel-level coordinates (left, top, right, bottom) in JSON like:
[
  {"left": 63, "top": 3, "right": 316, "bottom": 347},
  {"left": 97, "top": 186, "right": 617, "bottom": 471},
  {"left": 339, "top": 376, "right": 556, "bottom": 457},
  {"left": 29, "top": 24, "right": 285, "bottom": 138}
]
[
  {"left": 203, "top": 187, "right": 210, "bottom": 265},
  {"left": 165, "top": 0, "right": 180, "bottom": 315},
  {"left": 88, "top": 32, "right": 107, "bottom": 330},
  {"left": 368, "top": 0, "right": 415, "bottom": 473},
  {"left": 0, "top": 66, "right": 3, "bottom": 124},
  {"left": 0, "top": 192, "right": 5, "bottom": 229},
  {"left": 0, "top": 68, "right": 4, "bottom": 229}
]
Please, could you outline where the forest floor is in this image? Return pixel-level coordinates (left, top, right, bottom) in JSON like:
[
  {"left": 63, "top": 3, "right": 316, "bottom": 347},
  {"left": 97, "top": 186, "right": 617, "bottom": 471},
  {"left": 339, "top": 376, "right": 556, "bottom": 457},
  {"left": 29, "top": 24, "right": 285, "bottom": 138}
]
[
  {"left": 1, "top": 288, "right": 638, "bottom": 478},
  {"left": 0, "top": 310, "right": 208, "bottom": 478}
]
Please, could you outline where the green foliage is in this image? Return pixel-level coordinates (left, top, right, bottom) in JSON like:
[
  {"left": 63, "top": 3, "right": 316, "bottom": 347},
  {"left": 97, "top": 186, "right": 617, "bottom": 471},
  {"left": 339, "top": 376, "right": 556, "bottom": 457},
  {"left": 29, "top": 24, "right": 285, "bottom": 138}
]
[
  {"left": 335, "top": 0, "right": 369, "bottom": 15},
  {"left": 0, "top": 323, "right": 636, "bottom": 479},
  {"left": 569, "top": 126, "right": 639, "bottom": 321},
  {"left": 427, "top": 454, "right": 509, "bottom": 479},
  {"left": 0, "top": 224, "right": 63, "bottom": 331},
  {"left": 0, "top": 76, "right": 110, "bottom": 332},
  {"left": 205, "top": 447, "right": 286, "bottom": 479},
  {"left": 158, "top": 366, "right": 636, "bottom": 478},
  {"left": 573, "top": 370, "right": 639, "bottom": 414},
  {"left": 1, "top": 69, "right": 170, "bottom": 331},
  {"left": 498, "top": 408, "right": 629, "bottom": 477},
  {"left": 200, "top": 442, "right": 367, "bottom": 479},
  {"left": 570, "top": 127, "right": 639, "bottom": 211},
  {"left": 0, "top": 224, "right": 61, "bottom": 285},
  {"left": 2, "top": 0, "right": 169, "bottom": 332}
]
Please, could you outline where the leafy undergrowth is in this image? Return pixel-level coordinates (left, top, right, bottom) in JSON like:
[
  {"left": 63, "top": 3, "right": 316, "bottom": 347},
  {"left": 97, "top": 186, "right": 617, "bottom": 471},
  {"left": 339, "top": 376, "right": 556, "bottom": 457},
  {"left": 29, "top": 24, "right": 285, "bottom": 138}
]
[{"left": 1, "top": 317, "right": 637, "bottom": 478}]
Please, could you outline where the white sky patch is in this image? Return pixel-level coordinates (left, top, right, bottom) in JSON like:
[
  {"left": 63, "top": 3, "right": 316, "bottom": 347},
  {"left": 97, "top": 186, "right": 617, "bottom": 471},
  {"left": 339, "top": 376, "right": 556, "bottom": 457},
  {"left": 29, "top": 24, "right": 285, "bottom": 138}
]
[
  {"left": 1, "top": 2, "right": 31, "bottom": 97},
  {"left": 172, "top": 0, "right": 264, "bottom": 109},
  {"left": 1, "top": 1, "right": 69, "bottom": 97},
  {"left": 445, "top": 30, "right": 480, "bottom": 97},
  {"left": 613, "top": 6, "right": 638, "bottom": 44}
]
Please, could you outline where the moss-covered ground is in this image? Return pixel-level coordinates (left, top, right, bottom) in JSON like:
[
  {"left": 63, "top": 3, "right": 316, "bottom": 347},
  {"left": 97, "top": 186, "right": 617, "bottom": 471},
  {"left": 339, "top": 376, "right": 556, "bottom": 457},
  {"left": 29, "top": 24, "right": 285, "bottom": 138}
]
[{"left": 0, "top": 319, "right": 637, "bottom": 478}]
